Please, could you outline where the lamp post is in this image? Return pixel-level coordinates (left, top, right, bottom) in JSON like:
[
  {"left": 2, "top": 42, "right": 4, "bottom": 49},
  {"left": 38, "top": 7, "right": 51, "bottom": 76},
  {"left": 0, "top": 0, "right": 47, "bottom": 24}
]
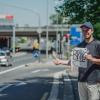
[
  {"left": 12, "top": 24, "right": 15, "bottom": 54},
  {"left": 54, "top": 0, "right": 59, "bottom": 53},
  {"left": 19, "top": 9, "right": 41, "bottom": 61},
  {"left": 54, "top": 0, "right": 64, "bottom": 57},
  {"left": 37, "top": 26, "right": 42, "bottom": 62},
  {"left": 46, "top": 0, "right": 49, "bottom": 60},
  {"left": 0, "top": 2, "right": 41, "bottom": 56}
]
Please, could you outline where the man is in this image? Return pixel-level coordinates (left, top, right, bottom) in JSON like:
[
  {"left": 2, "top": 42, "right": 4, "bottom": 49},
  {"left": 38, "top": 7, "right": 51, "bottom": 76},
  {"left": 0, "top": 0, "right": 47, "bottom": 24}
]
[{"left": 53, "top": 22, "right": 100, "bottom": 100}]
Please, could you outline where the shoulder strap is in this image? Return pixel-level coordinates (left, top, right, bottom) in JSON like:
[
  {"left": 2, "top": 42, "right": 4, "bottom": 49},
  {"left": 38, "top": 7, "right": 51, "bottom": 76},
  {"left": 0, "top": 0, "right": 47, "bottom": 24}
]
[{"left": 80, "top": 65, "right": 96, "bottom": 81}]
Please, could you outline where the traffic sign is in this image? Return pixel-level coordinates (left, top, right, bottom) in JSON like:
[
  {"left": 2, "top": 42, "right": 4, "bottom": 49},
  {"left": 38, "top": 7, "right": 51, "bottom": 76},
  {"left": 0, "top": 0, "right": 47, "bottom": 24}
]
[{"left": 70, "top": 25, "right": 83, "bottom": 46}]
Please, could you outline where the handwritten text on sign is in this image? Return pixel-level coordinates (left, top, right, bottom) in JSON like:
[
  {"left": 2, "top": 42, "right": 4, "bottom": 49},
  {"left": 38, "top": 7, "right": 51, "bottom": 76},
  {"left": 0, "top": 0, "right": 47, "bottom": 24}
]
[{"left": 71, "top": 48, "right": 88, "bottom": 68}]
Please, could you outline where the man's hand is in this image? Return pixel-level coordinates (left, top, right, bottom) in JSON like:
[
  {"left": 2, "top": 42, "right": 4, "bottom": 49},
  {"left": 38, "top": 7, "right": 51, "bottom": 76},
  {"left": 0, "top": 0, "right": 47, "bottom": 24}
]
[
  {"left": 84, "top": 54, "right": 93, "bottom": 61},
  {"left": 53, "top": 59, "right": 62, "bottom": 65},
  {"left": 84, "top": 54, "right": 100, "bottom": 65}
]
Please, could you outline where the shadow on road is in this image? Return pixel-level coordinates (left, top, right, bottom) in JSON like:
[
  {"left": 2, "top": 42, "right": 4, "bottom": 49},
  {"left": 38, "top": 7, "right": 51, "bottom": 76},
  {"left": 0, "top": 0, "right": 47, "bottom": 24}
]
[
  {"left": 0, "top": 76, "right": 64, "bottom": 100},
  {"left": 68, "top": 75, "right": 79, "bottom": 100}
]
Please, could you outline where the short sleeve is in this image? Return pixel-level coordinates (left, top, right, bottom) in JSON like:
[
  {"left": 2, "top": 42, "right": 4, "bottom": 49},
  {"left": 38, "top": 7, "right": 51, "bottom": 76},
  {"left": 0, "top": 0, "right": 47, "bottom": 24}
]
[{"left": 96, "top": 40, "right": 100, "bottom": 56}]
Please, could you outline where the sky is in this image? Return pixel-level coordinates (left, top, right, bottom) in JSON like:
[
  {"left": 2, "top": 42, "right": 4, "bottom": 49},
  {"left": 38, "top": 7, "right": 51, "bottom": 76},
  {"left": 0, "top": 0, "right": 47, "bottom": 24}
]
[{"left": 0, "top": 0, "right": 57, "bottom": 26}]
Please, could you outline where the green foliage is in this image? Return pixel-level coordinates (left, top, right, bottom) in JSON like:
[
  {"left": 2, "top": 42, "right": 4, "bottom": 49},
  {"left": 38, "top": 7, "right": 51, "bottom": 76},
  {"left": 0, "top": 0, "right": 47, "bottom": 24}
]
[
  {"left": 94, "top": 23, "right": 100, "bottom": 40},
  {"left": 18, "top": 37, "right": 27, "bottom": 43},
  {"left": 49, "top": 14, "right": 63, "bottom": 24},
  {"left": 53, "top": 0, "right": 100, "bottom": 39}
]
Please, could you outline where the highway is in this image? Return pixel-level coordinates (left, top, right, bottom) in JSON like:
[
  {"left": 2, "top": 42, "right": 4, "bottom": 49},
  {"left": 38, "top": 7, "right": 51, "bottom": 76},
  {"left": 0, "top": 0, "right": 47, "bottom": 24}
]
[{"left": 0, "top": 52, "right": 79, "bottom": 100}]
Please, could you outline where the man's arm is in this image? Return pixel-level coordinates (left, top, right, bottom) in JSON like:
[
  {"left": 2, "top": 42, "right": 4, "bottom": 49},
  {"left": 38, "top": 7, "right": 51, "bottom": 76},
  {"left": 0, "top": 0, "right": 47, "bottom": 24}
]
[
  {"left": 53, "top": 59, "right": 71, "bottom": 65},
  {"left": 85, "top": 54, "right": 100, "bottom": 65}
]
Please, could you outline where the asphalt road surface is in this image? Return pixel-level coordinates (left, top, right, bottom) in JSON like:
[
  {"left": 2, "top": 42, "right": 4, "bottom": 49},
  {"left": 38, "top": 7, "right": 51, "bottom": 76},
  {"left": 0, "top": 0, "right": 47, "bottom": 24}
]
[
  {"left": 0, "top": 52, "right": 65, "bottom": 100},
  {"left": 0, "top": 52, "right": 79, "bottom": 100}
]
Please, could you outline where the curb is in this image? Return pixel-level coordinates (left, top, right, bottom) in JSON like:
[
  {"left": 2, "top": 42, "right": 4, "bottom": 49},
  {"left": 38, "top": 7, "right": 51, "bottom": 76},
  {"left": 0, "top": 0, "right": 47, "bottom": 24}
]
[
  {"left": 12, "top": 52, "right": 27, "bottom": 57},
  {"left": 25, "top": 61, "right": 55, "bottom": 67}
]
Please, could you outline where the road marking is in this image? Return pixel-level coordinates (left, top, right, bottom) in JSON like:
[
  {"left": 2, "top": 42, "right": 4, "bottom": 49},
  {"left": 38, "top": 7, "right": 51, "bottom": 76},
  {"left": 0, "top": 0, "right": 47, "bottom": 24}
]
[
  {"left": 31, "top": 69, "right": 49, "bottom": 74},
  {"left": 41, "top": 69, "right": 49, "bottom": 72},
  {"left": 64, "top": 78, "right": 77, "bottom": 81},
  {"left": 12, "top": 52, "right": 27, "bottom": 57},
  {"left": 63, "top": 73, "right": 75, "bottom": 100},
  {"left": 0, "top": 65, "right": 25, "bottom": 75},
  {"left": 41, "top": 92, "right": 48, "bottom": 100},
  {"left": 31, "top": 70, "right": 41, "bottom": 73},
  {"left": 48, "top": 71, "right": 64, "bottom": 100},
  {"left": 0, "top": 84, "right": 12, "bottom": 92},
  {"left": 16, "top": 82, "right": 27, "bottom": 86}
]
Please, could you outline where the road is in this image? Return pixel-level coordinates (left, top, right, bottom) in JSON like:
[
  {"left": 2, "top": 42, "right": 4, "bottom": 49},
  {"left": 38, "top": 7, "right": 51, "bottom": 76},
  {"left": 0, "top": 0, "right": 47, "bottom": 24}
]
[
  {"left": 0, "top": 52, "right": 36, "bottom": 72},
  {"left": 0, "top": 52, "right": 79, "bottom": 100}
]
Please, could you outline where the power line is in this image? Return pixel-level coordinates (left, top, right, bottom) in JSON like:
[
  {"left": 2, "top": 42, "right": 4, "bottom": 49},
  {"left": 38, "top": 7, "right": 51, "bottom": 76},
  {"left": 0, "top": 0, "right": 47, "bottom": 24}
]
[{"left": 0, "top": 1, "right": 40, "bottom": 17}]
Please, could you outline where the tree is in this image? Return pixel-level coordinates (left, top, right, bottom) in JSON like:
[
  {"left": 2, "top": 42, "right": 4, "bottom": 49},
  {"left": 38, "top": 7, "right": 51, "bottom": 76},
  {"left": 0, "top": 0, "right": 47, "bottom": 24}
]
[
  {"left": 49, "top": 13, "right": 64, "bottom": 25},
  {"left": 57, "top": 0, "right": 100, "bottom": 23},
  {"left": 94, "top": 23, "right": 100, "bottom": 39},
  {"left": 53, "top": 0, "right": 100, "bottom": 39}
]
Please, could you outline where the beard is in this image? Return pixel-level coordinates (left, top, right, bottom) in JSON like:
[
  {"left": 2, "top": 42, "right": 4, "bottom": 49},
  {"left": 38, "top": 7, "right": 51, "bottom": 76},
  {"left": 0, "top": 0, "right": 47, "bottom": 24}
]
[{"left": 84, "top": 34, "right": 94, "bottom": 43}]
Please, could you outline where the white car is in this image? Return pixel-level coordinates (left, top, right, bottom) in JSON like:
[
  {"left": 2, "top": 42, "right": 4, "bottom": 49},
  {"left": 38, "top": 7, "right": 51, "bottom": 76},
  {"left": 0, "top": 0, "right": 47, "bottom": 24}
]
[{"left": 0, "top": 51, "right": 13, "bottom": 66}]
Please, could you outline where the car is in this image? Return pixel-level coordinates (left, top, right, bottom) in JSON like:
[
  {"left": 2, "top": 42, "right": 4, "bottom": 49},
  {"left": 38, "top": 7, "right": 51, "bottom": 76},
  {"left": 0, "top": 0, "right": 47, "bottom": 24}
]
[
  {"left": 0, "top": 47, "right": 11, "bottom": 54},
  {"left": 0, "top": 50, "right": 13, "bottom": 66}
]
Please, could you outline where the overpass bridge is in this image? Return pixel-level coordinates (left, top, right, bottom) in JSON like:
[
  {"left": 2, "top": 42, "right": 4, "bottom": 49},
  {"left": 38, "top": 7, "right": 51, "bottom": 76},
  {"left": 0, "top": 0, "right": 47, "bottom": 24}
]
[
  {"left": 0, "top": 24, "right": 70, "bottom": 50},
  {"left": 0, "top": 24, "right": 81, "bottom": 51},
  {"left": 0, "top": 25, "right": 70, "bottom": 37}
]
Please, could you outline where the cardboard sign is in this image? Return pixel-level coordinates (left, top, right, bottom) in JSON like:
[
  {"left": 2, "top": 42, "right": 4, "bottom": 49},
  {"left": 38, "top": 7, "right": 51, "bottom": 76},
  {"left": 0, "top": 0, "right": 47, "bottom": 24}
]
[{"left": 71, "top": 47, "right": 88, "bottom": 68}]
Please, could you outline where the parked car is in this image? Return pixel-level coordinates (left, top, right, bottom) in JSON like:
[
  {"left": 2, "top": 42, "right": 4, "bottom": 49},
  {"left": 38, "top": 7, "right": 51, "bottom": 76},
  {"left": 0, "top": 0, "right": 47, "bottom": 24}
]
[{"left": 0, "top": 50, "right": 13, "bottom": 66}]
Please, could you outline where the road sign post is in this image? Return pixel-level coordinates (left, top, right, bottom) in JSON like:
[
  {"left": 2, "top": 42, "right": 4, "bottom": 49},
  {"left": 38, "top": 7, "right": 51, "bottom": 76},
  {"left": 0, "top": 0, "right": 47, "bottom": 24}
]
[{"left": 37, "top": 28, "right": 42, "bottom": 62}]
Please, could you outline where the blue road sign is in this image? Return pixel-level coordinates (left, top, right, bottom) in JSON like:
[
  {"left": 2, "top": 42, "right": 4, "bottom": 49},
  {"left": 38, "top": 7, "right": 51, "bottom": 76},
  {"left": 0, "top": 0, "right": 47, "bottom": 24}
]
[{"left": 70, "top": 25, "right": 83, "bottom": 46}]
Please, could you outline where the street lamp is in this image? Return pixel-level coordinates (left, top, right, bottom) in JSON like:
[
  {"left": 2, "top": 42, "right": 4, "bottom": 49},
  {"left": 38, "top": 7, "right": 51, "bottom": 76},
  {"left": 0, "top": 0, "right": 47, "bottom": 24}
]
[
  {"left": 37, "top": 27, "right": 42, "bottom": 62},
  {"left": 0, "top": 2, "right": 41, "bottom": 56},
  {"left": 12, "top": 23, "right": 15, "bottom": 54},
  {"left": 20, "top": 10, "right": 41, "bottom": 62},
  {"left": 54, "top": 0, "right": 59, "bottom": 53},
  {"left": 46, "top": 0, "right": 49, "bottom": 60},
  {"left": 54, "top": 0, "right": 64, "bottom": 57},
  {"left": 17, "top": 9, "right": 41, "bottom": 61}
]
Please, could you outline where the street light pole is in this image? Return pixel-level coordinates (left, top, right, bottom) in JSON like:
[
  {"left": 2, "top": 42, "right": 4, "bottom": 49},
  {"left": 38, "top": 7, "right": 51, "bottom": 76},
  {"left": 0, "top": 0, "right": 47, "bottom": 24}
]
[
  {"left": 12, "top": 24, "right": 15, "bottom": 55},
  {"left": 37, "top": 15, "right": 41, "bottom": 62},
  {"left": 54, "top": 0, "right": 59, "bottom": 53},
  {"left": 0, "top": 2, "right": 41, "bottom": 57},
  {"left": 21, "top": 10, "right": 41, "bottom": 62},
  {"left": 54, "top": 0, "right": 64, "bottom": 57},
  {"left": 46, "top": 0, "right": 49, "bottom": 60}
]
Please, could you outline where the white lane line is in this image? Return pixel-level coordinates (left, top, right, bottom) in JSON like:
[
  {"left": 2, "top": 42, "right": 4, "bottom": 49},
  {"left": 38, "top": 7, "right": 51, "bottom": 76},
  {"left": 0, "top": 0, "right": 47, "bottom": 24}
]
[
  {"left": 64, "top": 78, "right": 77, "bottom": 81},
  {"left": 48, "top": 71, "right": 64, "bottom": 100},
  {"left": 12, "top": 52, "right": 27, "bottom": 57},
  {"left": 16, "top": 82, "right": 27, "bottom": 86},
  {"left": 0, "top": 65, "right": 25, "bottom": 75},
  {"left": 31, "top": 70, "right": 41, "bottom": 73},
  {"left": 41, "top": 69, "right": 49, "bottom": 72},
  {"left": 41, "top": 92, "right": 48, "bottom": 100},
  {"left": 0, "top": 84, "right": 12, "bottom": 92},
  {"left": 31, "top": 69, "right": 49, "bottom": 74}
]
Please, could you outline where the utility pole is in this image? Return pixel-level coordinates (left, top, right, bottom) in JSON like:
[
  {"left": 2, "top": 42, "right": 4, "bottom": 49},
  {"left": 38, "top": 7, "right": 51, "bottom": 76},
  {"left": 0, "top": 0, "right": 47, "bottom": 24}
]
[
  {"left": 12, "top": 24, "right": 15, "bottom": 55},
  {"left": 46, "top": 0, "right": 49, "bottom": 60},
  {"left": 0, "top": 2, "right": 41, "bottom": 58}
]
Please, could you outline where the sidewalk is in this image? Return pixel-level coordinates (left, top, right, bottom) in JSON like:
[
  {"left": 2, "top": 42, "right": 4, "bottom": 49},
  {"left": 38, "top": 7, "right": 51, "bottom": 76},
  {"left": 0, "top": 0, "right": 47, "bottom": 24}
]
[{"left": 11, "top": 52, "right": 27, "bottom": 57}]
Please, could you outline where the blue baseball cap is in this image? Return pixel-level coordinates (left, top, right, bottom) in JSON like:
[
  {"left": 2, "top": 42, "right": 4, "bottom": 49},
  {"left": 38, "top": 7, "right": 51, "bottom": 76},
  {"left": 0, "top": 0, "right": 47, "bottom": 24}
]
[{"left": 80, "top": 22, "right": 93, "bottom": 30}]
